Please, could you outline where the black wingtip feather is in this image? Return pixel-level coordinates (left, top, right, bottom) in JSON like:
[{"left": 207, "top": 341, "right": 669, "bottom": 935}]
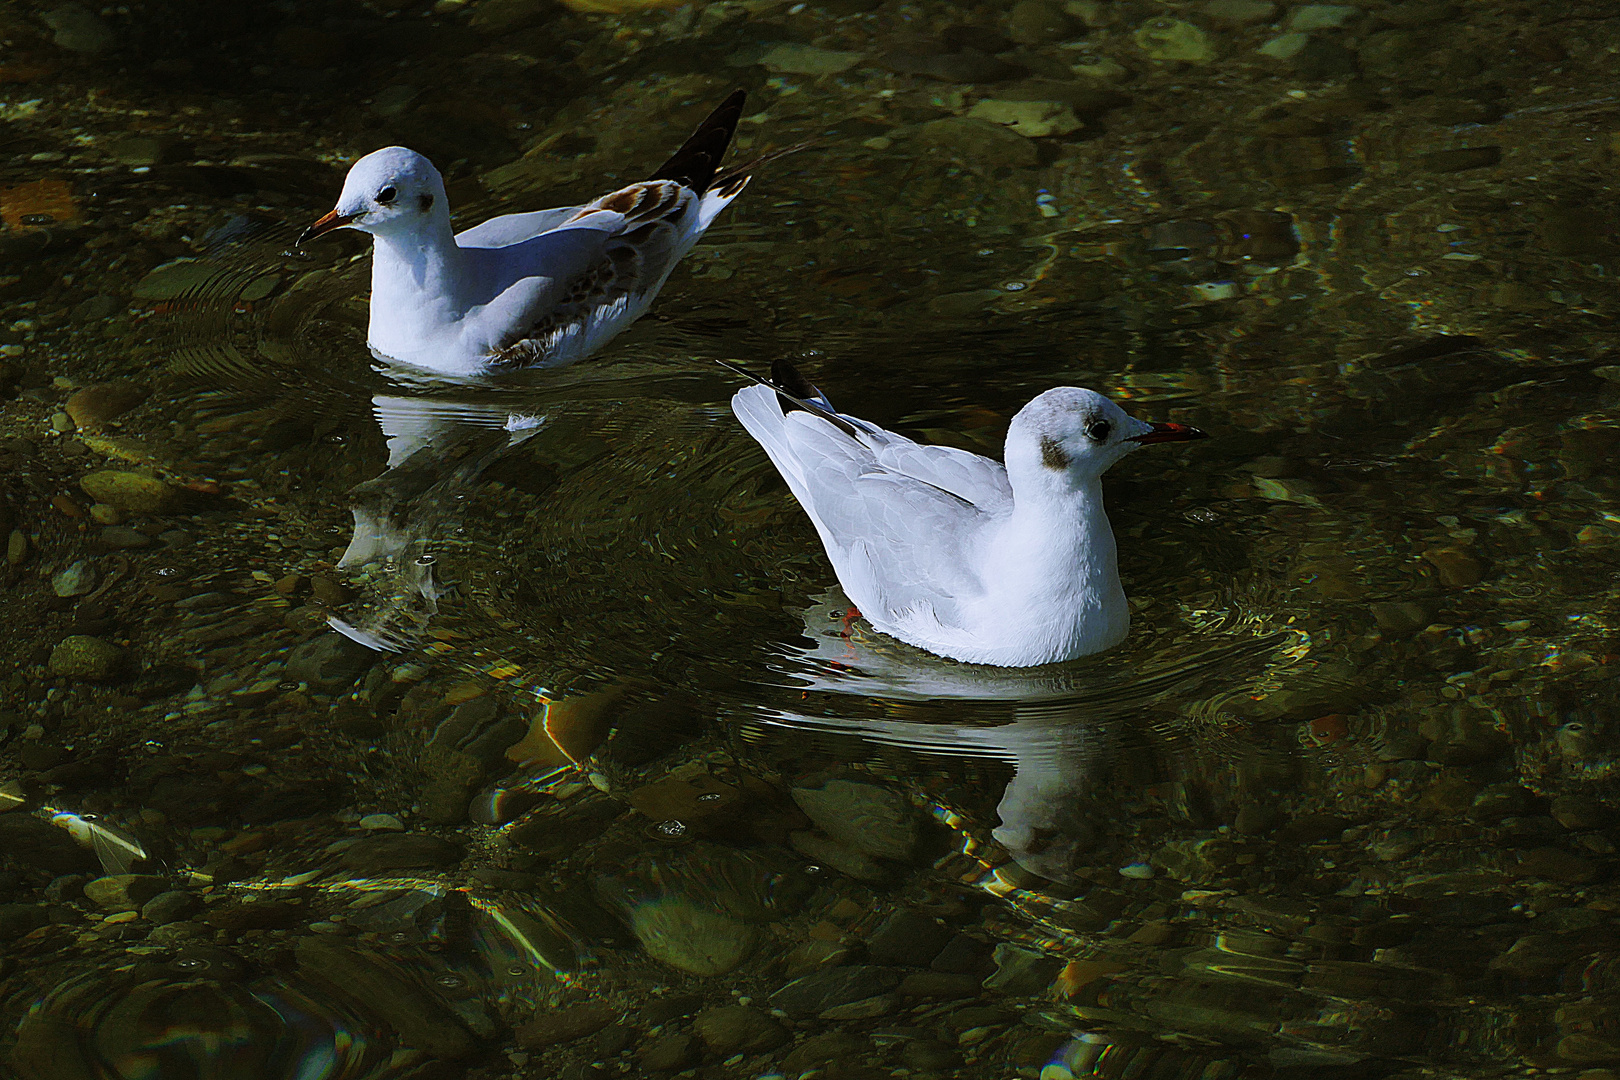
[
  {"left": 647, "top": 90, "right": 747, "bottom": 194},
  {"left": 716, "top": 358, "right": 863, "bottom": 440},
  {"left": 770, "top": 357, "right": 821, "bottom": 406}
]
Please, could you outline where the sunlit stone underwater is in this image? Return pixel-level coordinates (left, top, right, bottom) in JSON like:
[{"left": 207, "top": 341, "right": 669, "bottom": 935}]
[{"left": 4, "top": 0, "right": 1620, "bottom": 1077}]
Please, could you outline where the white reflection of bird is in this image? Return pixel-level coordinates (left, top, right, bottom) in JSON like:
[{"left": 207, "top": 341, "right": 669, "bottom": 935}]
[{"left": 753, "top": 706, "right": 1098, "bottom": 884}]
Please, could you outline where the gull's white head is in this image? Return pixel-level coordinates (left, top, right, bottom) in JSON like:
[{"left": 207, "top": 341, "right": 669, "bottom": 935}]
[
  {"left": 300, "top": 146, "right": 448, "bottom": 244},
  {"left": 1005, "top": 387, "right": 1206, "bottom": 489}
]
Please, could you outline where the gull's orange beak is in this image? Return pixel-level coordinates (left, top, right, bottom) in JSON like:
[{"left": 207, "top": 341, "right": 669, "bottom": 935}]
[
  {"left": 298, "top": 209, "right": 355, "bottom": 245},
  {"left": 1130, "top": 421, "right": 1208, "bottom": 445}
]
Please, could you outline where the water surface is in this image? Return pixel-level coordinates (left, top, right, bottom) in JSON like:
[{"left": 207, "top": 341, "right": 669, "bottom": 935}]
[{"left": 2, "top": 2, "right": 1619, "bottom": 1078}]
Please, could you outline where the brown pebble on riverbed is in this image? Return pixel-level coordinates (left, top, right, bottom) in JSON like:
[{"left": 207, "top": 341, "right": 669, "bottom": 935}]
[
  {"left": 65, "top": 382, "right": 148, "bottom": 430},
  {"left": 515, "top": 1003, "right": 617, "bottom": 1049}
]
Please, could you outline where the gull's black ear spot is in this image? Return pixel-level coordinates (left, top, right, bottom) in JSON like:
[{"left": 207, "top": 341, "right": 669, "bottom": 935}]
[
  {"left": 418, "top": 193, "right": 434, "bottom": 212},
  {"left": 1041, "top": 436, "right": 1070, "bottom": 470}
]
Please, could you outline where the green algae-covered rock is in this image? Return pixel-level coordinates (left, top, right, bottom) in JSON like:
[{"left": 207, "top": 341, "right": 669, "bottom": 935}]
[
  {"left": 79, "top": 470, "right": 178, "bottom": 514},
  {"left": 49, "top": 635, "right": 125, "bottom": 681},
  {"left": 1135, "top": 17, "right": 1217, "bottom": 62}
]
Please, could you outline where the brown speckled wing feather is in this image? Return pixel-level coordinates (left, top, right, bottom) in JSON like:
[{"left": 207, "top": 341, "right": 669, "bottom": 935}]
[{"left": 488, "top": 180, "right": 693, "bottom": 368}]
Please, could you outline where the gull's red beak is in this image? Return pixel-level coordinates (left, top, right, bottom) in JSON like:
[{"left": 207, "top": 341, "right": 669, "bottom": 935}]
[
  {"left": 1130, "top": 421, "right": 1209, "bottom": 445},
  {"left": 298, "top": 209, "right": 355, "bottom": 245}
]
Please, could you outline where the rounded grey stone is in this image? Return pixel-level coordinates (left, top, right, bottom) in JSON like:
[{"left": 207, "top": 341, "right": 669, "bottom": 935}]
[{"left": 141, "top": 890, "right": 199, "bottom": 925}]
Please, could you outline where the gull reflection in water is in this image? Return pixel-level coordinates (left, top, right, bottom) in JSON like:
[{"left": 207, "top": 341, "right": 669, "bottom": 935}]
[
  {"left": 327, "top": 382, "right": 545, "bottom": 652},
  {"left": 750, "top": 589, "right": 1301, "bottom": 884}
]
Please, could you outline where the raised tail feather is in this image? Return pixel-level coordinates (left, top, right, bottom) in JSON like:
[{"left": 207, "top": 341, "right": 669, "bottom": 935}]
[
  {"left": 648, "top": 90, "right": 747, "bottom": 194},
  {"left": 715, "top": 358, "right": 865, "bottom": 440},
  {"left": 708, "top": 140, "right": 815, "bottom": 198}
]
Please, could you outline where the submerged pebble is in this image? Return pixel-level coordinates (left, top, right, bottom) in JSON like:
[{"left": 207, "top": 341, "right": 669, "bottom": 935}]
[
  {"left": 141, "top": 890, "right": 198, "bottom": 924},
  {"left": 51, "top": 560, "right": 97, "bottom": 598},
  {"left": 630, "top": 895, "right": 757, "bottom": 976},
  {"left": 83, "top": 874, "right": 166, "bottom": 911},
  {"left": 916, "top": 117, "right": 1039, "bottom": 168},
  {"left": 1005, "top": 0, "right": 1076, "bottom": 45},
  {"left": 790, "top": 829, "right": 888, "bottom": 882},
  {"left": 755, "top": 43, "right": 864, "bottom": 76},
  {"left": 791, "top": 779, "right": 919, "bottom": 862},
  {"left": 965, "top": 99, "right": 1082, "bottom": 138},
  {"left": 64, "top": 382, "right": 147, "bottom": 430},
  {"left": 693, "top": 1005, "right": 789, "bottom": 1055},
  {"left": 42, "top": 2, "right": 114, "bottom": 54},
  {"left": 99, "top": 526, "right": 152, "bottom": 549},
  {"left": 79, "top": 471, "right": 179, "bottom": 514},
  {"left": 639, "top": 1033, "right": 700, "bottom": 1072},
  {"left": 516, "top": 1005, "right": 616, "bottom": 1049},
  {"left": 1135, "top": 18, "right": 1216, "bottom": 63},
  {"left": 1286, "top": 4, "right": 1357, "bottom": 30},
  {"left": 357, "top": 813, "right": 406, "bottom": 831},
  {"left": 48, "top": 635, "right": 124, "bottom": 681}
]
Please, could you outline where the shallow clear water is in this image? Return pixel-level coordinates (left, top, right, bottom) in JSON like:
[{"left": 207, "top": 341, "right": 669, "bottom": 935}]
[{"left": 4, "top": 2, "right": 1620, "bottom": 1078}]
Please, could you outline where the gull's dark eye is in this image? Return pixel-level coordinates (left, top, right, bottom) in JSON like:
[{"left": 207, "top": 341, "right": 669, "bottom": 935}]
[
  {"left": 376, "top": 186, "right": 397, "bottom": 205},
  {"left": 1085, "top": 419, "right": 1111, "bottom": 442}
]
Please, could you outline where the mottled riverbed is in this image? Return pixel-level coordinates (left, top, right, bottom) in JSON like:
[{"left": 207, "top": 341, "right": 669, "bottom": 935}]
[{"left": 3, "top": 1, "right": 1620, "bottom": 1078}]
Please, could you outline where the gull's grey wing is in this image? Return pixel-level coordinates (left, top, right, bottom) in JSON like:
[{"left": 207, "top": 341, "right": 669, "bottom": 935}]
[
  {"left": 476, "top": 180, "right": 709, "bottom": 366},
  {"left": 454, "top": 206, "right": 585, "bottom": 249},
  {"left": 732, "top": 385, "right": 998, "bottom": 633},
  {"left": 865, "top": 439, "right": 1012, "bottom": 510},
  {"left": 724, "top": 360, "right": 1013, "bottom": 511},
  {"left": 454, "top": 222, "right": 620, "bottom": 359}
]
